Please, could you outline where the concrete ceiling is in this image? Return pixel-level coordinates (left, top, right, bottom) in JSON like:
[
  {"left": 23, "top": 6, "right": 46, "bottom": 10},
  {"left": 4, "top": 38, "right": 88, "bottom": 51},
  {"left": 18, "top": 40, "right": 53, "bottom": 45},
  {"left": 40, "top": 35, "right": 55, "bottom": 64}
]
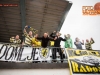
[{"left": 0, "top": 0, "right": 72, "bottom": 43}]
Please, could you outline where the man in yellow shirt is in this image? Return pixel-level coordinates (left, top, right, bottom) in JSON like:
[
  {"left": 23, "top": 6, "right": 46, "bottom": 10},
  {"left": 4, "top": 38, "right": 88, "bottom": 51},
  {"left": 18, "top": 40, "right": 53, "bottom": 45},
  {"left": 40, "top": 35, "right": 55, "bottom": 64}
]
[
  {"left": 10, "top": 35, "right": 21, "bottom": 44},
  {"left": 32, "top": 34, "right": 41, "bottom": 47},
  {"left": 85, "top": 38, "right": 95, "bottom": 50},
  {"left": 10, "top": 35, "right": 21, "bottom": 46},
  {"left": 23, "top": 25, "right": 41, "bottom": 47},
  {"left": 23, "top": 26, "right": 33, "bottom": 47}
]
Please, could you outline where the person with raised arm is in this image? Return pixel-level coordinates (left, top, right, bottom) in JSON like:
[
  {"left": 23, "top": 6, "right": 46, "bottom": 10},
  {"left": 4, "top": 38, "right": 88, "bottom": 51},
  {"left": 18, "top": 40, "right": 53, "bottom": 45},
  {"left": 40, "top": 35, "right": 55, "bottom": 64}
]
[
  {"left": 23, "top": 25, "right": 39, "bottom": 47},
  {"left": 64, "top": 34, "right": 73, "bottom": 48},
  {"left": 37, "top": 33, "right": 54, "bottom": 48},
  {"left": 85, "top": 38, "right": 95, "bottom": 50},
  {"left": 50, "top": 31, "right": 66, "bottom": 63},
  {"left": 10, "top": 35, "right": 21, "bottom": 44},
  {"left": 74, "top": 37, "right": 84, "bottom": 49}
]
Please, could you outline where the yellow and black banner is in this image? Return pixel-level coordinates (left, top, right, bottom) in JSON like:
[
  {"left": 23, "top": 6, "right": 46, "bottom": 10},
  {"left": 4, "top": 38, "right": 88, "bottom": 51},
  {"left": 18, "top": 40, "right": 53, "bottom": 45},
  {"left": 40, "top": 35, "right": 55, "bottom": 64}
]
[{"left": 66, "top": 49, "right": 100, "bottom": 75}]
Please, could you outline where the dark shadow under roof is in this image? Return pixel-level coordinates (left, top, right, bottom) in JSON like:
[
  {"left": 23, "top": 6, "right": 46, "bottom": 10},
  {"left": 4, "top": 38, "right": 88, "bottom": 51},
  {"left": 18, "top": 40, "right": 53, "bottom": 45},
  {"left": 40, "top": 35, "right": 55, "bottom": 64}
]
[{"left": 0, "top": 0, "right": 72, "bottom": 43}]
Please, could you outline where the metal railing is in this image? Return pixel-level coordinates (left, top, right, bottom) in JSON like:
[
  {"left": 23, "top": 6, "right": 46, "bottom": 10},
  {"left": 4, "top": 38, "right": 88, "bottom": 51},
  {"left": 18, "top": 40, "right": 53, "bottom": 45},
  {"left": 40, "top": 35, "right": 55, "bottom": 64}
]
[{"left": 0, "top": 43, "right": 68, "bottom": 63}]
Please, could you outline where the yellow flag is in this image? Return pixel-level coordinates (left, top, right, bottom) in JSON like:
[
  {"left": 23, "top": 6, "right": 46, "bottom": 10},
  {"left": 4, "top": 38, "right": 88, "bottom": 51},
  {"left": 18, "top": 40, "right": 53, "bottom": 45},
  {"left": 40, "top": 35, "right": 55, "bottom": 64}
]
[
  {"left": 50, "top": 41, "right": 54, "bottom": 46},
  {"left": 38, "top": 41, "right": 41, "bottom": 46}
]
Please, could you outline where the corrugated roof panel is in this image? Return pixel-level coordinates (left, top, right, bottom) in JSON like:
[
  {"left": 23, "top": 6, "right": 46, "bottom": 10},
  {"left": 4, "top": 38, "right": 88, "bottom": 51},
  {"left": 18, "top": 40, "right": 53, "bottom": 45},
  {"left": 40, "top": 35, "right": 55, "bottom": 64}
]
[{"left": 0, "top": 0, "right": 71, "bottom": 42}]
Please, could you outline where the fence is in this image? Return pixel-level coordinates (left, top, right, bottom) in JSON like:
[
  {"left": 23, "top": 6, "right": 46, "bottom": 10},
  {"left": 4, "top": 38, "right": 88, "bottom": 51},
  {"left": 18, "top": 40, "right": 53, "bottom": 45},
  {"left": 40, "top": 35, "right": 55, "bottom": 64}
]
[{"left": 0, "top": 43, "right": 68, "bottom": 63}]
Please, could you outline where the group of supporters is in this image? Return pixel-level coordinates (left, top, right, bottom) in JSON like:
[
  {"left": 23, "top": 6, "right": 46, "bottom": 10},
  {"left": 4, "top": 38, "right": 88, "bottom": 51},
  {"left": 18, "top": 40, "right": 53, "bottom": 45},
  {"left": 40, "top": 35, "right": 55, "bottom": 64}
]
[
  {"left": 9, "top": 25, "right": 95, "bottom": 62},
  {"left": 10, "top": 25, "right": 95, "bottom": 50}
]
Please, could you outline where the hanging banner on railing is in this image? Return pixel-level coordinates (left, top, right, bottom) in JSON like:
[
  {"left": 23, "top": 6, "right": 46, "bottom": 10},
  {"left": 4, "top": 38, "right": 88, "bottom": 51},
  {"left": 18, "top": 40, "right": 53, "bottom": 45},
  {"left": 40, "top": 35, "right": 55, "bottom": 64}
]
[
  {"left": 0, "top": 44, "right": 51, "bottom": 62},
  {"left": 66, "top": 49, "right": 100, "bottom": 75}
]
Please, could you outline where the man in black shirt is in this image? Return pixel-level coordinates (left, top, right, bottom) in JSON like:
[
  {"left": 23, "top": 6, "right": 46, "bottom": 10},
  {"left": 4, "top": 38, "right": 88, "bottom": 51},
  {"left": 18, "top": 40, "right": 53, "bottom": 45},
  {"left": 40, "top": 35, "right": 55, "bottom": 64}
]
[
  {"left": 37, "top": 33, "right": 54, "bottom": 48},
  {"left": 50, "top": 31, "right": 66, "bottom": 63}
]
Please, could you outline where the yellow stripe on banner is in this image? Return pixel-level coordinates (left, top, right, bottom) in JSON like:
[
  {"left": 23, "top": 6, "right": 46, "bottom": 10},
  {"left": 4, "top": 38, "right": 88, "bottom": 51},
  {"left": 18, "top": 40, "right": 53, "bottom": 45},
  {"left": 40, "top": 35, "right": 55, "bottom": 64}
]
[
  {"left": 66, "top": 48, "right": 100, "bottom": 75},
  {"left": 66, "top": 48, "right": 73, "bottom": 75},
  {"left": 67, "top": 49, "right": 100, "bottom": 58}
]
